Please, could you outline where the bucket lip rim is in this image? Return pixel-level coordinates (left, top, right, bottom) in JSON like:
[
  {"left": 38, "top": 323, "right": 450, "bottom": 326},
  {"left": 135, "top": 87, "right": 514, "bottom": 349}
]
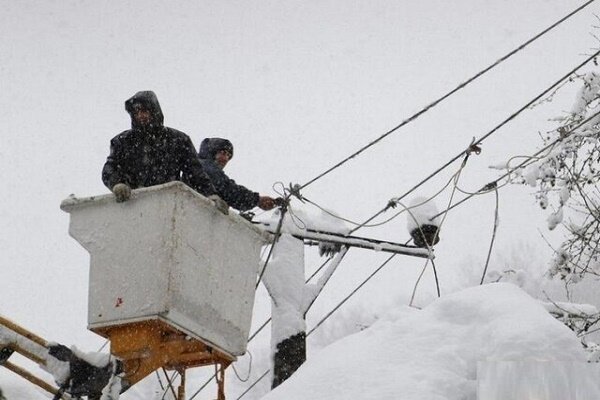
[
  {"left": 60, "top": 181, "right": 206, "bottom": 210},
  {"left": 60, "top": 181, "right": 273, "bottom": 242}
]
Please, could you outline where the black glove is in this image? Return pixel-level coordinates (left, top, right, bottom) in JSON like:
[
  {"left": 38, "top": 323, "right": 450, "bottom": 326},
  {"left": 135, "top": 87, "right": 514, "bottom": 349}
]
[
  {"left": 274, "top": 197, "right": 287, "bottom": 207},
  {"left": 112, "top": 183, "right": 131, "bottom": 202},
  {"left": 318, "top": 241, "right": 342, "bottom": 257},
  {"left": 209, "top": 195, "right": 229, "bottom": 215}
]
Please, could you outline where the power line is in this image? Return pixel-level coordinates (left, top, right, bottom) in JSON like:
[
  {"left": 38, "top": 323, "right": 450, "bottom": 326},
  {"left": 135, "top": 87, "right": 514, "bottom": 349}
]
[
  {"left": 411, "top": 111, "right": 600, "bottom": 290},
  {"left": 235, "top": 369, "right": 270, "bottom": 400},
  {"left": 201, "top": 5, "right": 600, "bottom": 395},
  {"left": 232, "top": 118, "right": 559, "bottom": 398},
  {"left": 161, "top": 368, "right": 177, "bottom": 400},
  {"left": 299, "top": 46, "right": 597, "bottom": 238},
  {"left": 306, "top": 253, "right": 398, "bottom": 336},
  {"left": 235, "top": 164, "right": 466, "bottom": 398},
  {"left": 299, "top": 166, "right": 461, "bottom": 232},
  {"left": 297, "top": 0, "right": 597, "bottom": 192},
  {"left": 188, "top": 372, "right": 222, "bottom": 400},
  {"left": 234, "top": 164, "right": 464, "bottom": 398},
  {"left": 406, "top": 153, "right": 469, "bottom": 305},
  {"left": 239, "top": 54, "right": 600, "bottom": 400},
  {"left": 349, "top": 48, "right": 600, "bottom": 234},
  {"left": 187, "top": 256, "right": 337, "bottom": 400},
  {"left": 480, "top": 187, "right": 500, "bottom": 285},
  {"left": 255, "top": 203, "right": 289, "bottom": 290},
  {"left": 306, "top": 256, "right": 334, "bottom": 282},
  {"left": 429, "top": 108, "right": 600, "bottom": 221},
  {"left": 235, "top": 253, "right": 399, "bottom": 400},
  {"left": 229, "top": 60, "right": 600, "bottom": 400}
]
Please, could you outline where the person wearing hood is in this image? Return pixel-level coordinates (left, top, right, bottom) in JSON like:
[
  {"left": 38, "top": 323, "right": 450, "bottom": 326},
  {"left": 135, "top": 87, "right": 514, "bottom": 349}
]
[
  {"left": 198, "top": 138, "right": 279, "bottom": 211},
  {"left": 102, "top": 91, "right": 222, "bottom": 207}
]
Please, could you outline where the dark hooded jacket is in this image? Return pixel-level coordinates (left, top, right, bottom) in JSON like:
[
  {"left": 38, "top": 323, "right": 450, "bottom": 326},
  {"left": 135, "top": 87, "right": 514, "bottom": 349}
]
[
  {"left": 198, "top": 138, "right": 259, "bottom": 211},
  {"left": 102, "top": 91, "right": 216, "bottom": 197}
]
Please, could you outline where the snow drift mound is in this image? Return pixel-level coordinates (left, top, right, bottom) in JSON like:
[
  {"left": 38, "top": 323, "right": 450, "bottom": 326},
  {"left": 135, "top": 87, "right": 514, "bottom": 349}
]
[{"left": 263, "top": 283, "right": 585, "bottom": 400}]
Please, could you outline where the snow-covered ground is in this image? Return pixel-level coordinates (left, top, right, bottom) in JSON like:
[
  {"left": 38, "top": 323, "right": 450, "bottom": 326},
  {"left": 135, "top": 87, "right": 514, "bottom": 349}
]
[
  {"left": 262, "top": 283, "right": 591, "bottom": 400},
  {"left": 11, "top": 282, "right": 590, "bottom": 399}
]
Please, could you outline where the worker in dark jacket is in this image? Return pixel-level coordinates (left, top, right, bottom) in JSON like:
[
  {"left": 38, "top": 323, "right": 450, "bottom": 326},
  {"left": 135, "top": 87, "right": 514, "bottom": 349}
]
[
  {"left": 102, "top": 91, "right": 219, "bottom": 204},
  {"left": 198, "top": 138, "right": 278, "bottom": 211}
]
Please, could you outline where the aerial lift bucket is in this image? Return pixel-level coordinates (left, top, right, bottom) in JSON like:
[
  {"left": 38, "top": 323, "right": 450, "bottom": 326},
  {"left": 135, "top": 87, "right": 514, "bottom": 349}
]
[{"left": 60, "top": 182, "right": 271, "bottom": 396}]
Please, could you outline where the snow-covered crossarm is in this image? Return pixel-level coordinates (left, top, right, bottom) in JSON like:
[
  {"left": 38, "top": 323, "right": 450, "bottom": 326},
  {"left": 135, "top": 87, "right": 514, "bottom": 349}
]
[
  {"left": 259, "top": 223, "right": 433, "bottom": 259},
  {"left": 255, "top": 205, "right": 432, "bottom": 258}
]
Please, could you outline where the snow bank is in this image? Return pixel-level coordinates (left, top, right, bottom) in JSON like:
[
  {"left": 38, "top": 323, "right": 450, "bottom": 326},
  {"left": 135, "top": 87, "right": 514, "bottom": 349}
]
[
  {"left": 478, "top": 360, "right": 600, "bottom": 399},
  {"left": 262, "top": 283, "right": 585, "bottom": 400}
]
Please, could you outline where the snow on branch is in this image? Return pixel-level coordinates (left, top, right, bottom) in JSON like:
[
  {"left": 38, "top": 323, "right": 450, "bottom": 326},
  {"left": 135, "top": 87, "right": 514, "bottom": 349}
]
[
  {"left": 541, "top": 301, "right": 599, "bottom": 319},
  {"left": 499, "top": 71, "right": 600, "bottom": 284}
]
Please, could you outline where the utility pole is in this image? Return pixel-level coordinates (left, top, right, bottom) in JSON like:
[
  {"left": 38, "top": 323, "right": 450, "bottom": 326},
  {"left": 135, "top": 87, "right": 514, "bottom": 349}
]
[
  {"left": 259, "top": 219, "right": 432, "bottom": 388},
  {"left": 262, "top": 234, "right": 307, "bottom": 388}
]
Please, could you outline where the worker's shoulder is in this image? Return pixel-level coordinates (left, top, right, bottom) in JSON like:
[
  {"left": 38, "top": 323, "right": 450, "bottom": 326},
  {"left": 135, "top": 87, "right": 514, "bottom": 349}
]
[
  {"left": 110, "top": 129, "right": 135, "bottom": 144},
  {"left": 164, "top": 127, "right": 192, "bottom": 140},
  {"left": 199, "top": 157, "right": 221, "bottom": 173}
]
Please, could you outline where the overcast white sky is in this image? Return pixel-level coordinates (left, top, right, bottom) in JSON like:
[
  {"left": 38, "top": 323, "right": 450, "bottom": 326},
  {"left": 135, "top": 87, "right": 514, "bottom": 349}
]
[{"left": 2, "top": 0, "right": 600, "bottom": 398}]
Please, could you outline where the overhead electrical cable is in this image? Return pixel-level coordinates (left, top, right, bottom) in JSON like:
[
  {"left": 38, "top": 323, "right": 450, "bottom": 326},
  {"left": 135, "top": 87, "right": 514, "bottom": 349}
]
[
  {"left": 406, "top": 153, "right": 470, "bottom": 305},
  {"left": 235, "top": 179, "right": 461, "bottom": 397},
  {"left": 187, "top": 373, "right": 218, "bottom": 400},
  {"left": 296, "top": 0, "right": 596, "bottom": 192},
  {"left": 230, "top": 53, "right": 600, "bottom": 400},
  {"left": 161, "top": 368, "right": 177, "bottom": 400},
  {"left": 187, "top": 256, "right": 338, "bottom": 400},
  {"left": 298, "top": 49, "right": 598, "bottom": 236},
  {"left": 235, "top": 109, "right": 597, "bottom": 396},
  {"left": 429, "top": 108, "right": 600, "bottom": 221},
  {"left": 231, "top": 61, "right": 600, "bottom": 400},
  {"left": 349, "top": 48, "right": 600, "bottom": 234},
  {"left": 255, "top": 202, "right": 289, "bottom": 290},
  {"left": 236, "top": 253, "right": 399, "bottom": 400},
  {"left": 235, "top": 369, "right": 270, "bottom": 400},
  {"left": 201, "top": 3, "right": 599, "bottom": 396},
  {"left": 480, "top": 187, "right": 500, "bottom": 285},
  {"left": 295, "top": 166, "right": 463, "bottom": 238},
  {"left": 235, "top": 167, "right": 482, "bottom": 397}
]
